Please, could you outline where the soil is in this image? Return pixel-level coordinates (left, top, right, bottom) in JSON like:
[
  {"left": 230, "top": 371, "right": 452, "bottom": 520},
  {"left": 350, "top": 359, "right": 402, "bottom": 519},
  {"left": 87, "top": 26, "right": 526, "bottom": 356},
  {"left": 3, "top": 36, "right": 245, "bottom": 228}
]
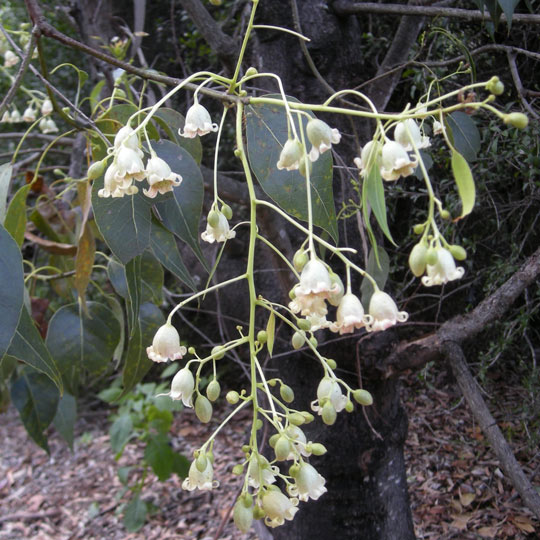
[{"left": 1, "top": 367, "right": 538, "bottom": 540}]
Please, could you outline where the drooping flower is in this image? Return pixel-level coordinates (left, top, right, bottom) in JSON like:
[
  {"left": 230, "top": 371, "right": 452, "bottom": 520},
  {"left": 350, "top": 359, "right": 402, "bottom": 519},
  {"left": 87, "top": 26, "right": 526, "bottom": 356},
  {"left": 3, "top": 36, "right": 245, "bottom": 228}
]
[
  {"left": 143, "top": 155, "right": 182, "bottom": 198},
  {"left": 179, "top": 102, "right": 218, "bottom": 138},
  {"left": 10, "top": 109, "right": 21, "bottom": 123},
  {"left": 294, "top": 463, "right": 327, "bottom": 501},
  {"left": 201, "top": 211, "right": 236, "bottom": 243},
  {"left": 146, "top": 322, "right": 187, "bottom": 363},
  {"left": 367, "top": 290, "right": 408, "bottom": 332},
  {"left": 169, "top": 367, "right": 195, "bottom": 407},
  {"left": 421, "top": 247, "right": 464, "bottom": 287},
  {"left": 182, "top": 459, "right": 218, "bottom": 491},
  {"left": 285, "top": 425, "right": 311, "bottom": 458},
  {"left": 330, "top": 293, "right": 372, "bottom": 334},
  {"left": 353, "top": 140, "right": 382, "bottom": 176},
  {"left": 39, "top": 117, "right": 59, "bottom": 134},
  {"left": 41, "top": 99, "right": 53, "bottom": 116},
  {"left": 4, "top": 50, "right": 19, "bottom": 67},
  {"left": 248, "top": 454, "right": 278, "bottom": 488},
  {"left": 394, "top": 119, "right": 430, "bottom": 151},
  {"left": 380, "top": 140, "right": 418, "bottom": 181},
  {"left": 97, "top": 162, "right": 138, "bottom": 198},
  {"left": 432, "top": 120, "right": 443, "bottom": 135},
  {"left": 277, "top": 138, "right": 303, "bottom": 171},
  {"left": 311, "top": 377, "right": 347, "bottom": 415},
  {"left": 306, "top": 118, "right": 341, "bottom": 162},
  {"left": 115, "top": 145, "right": 146, "bottom": 182},
  {"left": 113, "top": 125, "right": 140, "bottom": 151},
  {"left": 261, "top": 489, "right": 299, "bottom": 528},
  {"left": 22, "top": 107, "right": 36, "bottom": 122}
]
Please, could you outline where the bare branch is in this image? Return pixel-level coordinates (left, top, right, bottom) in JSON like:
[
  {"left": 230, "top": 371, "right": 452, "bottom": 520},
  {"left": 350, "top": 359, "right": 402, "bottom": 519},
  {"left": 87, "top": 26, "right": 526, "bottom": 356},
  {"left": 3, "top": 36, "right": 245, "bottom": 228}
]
[{"left": 507, "top": 51, "right": 540, "bottom": 119}]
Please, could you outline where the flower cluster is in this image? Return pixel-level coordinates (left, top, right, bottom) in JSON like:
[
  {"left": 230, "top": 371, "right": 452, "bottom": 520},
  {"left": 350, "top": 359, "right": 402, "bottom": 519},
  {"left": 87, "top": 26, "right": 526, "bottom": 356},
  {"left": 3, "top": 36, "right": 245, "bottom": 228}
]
[{"left": 409, "top": 243, "right": 466, "bottom": 287}]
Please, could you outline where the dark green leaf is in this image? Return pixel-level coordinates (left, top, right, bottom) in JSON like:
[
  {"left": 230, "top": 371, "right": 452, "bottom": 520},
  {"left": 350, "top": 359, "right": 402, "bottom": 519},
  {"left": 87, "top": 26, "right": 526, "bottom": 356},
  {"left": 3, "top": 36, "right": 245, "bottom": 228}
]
[
  {"left": 11, "top": 367, "right": 60, "bottom": 452},
  {"left": 7, "top": 307, "right": 63, "bottom": 391},
  {"left": 53, "top": 392, "right": 77, "bottom": 449},
  {"left": 171, "top": 451, "right": 190, "bottom": 478},
  {"left": 140, "top": 251, "right": 164, "bottom": 305},
  {"left": 153, "top": 140, "right": 208, "bottom": 271},
  {"left": 107, "top": 258, "right": 128, "bottom": 298},
  {"left": 110, "top": 414, "right": 133, "bottom": 454},
  {"left": 361, "top": 247, "right": 390, "bottom": 309},
  {"left": 4, "top": 185, "right": 31, "bottom": 246},
  {"left": 150, "top": 218, "right": 196, "bottom": 291},
  {"left": 363, "top": 166, "right": 395, "bottom": 244},
  {"left": 117, "top": 466, "right": 131, "bottom": 485},
  {"left": 147, "top": 405, "right": 173, "bottom": 433},
  {"left": 46, "top": 302, "right": 120, "bottom": 394},
  {"left": 144, "top": 433, "right": 174, "bottom": 481},
  {"left": 0, "top": 163, "right": 12, "bottom": 224},
  {"left": 125, "top": 255, "right": 142, "bottom": 336},
  {"left": 497, "top": 0, "right": 519, "bottom": 28},
  {"left": 447, "top": 112, "right": 481, "bottom": 162},
  {"left": 0, "top": 223, "right": 24, "bottom": 359},
  {"left": 123, "top": 495, "right": 147, "bottom": 532},
  {"left": 246, "top": 98, "right": 338, "bottom": 243},
  {"left": 98, "top": 386, "right": 123, "bottom": 403}
]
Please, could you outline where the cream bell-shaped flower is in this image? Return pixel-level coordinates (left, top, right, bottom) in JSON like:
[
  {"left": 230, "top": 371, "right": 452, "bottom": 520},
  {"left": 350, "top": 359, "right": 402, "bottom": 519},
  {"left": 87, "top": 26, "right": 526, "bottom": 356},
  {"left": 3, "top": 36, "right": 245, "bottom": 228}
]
[
  {"left": 432, "top": 120, "right": 443, "bottom": 135},
  {"left": 367, "top": 290, "right": 408, "bottom": 332},
  {"left": 182, "top": 459, "right": 218, "bottom": 491},
  {"left": 330, "top": 293, "right": 372, "bottom": 334},
  {"left": 179, "top": 102, "right": 218, "bottom": 138},
  {"left": 262, "top": 490, "right": 299, "bottom": 528},
  {"left": 380, "top": 140, "right": 418, "bottom": 181},
  {"left": 295, "top": 463, "right": 327, "bottom": 501},
  {"left": 22, "top": 107, "right": 37, "bottom": 122},
  {"left": 311, "top": 377, "right": 347, "bottom": 415},
  {"left": 394, "top": 119, "right": 430, "bottom": 151},
  {"left": 277, "top": 138, "right": 303, "bottom": 171},
  {"left": 201, "top": 211, "right": 236, "bottom": 243},
  {"left": 40, "top": 117, "right": 59, "bottom": 134},
  {"left": 113, "top": 125, "right": 142, "bottom": 152},
  {"left": 146, "top": 322, "right": 187, "bottom": 363},
  {"left": 421, "top": 247, "right": 464, "bottom": 287},
  {"left": 98, "top": 163, "right": 138, "bottom": 198},
  {"left": 286, "top": 425, "right": 311, "bottom": 458},
  {"left": 4, "top": 50, "right": 19, "bottom": 67},
  {"left": 41, "top": 99, "right": 53, "bottom": 116},
  {"left": 248, "top": 455, "right": 279, "bottom": 488},
  {"left": 10, "top": 109, "right": 21, "bottom": 123},
  {"left": 354, "top": 140, "right": 382, "bottom": 176},
  {"left": 1, "top": 111, "right": 10, "bottom": 123},
  {"left": 115, "top": 145, "right": 146, "bottom": 182},
  {"left": 143, "top": 155, "right": 182, "bottom": 198},
  {"left": 169, "top": 367, "right": 195, "bottom": 407},
  {"left": 306, "top": 118, "right": 341, "bottom": 162}
]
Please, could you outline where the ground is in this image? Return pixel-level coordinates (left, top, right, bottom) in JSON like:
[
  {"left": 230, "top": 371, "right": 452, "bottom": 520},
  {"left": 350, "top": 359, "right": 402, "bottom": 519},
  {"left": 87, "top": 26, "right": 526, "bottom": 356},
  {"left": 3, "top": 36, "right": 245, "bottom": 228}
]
[{"left": 1, "top": 365, "right": 538, "bottom": 539}]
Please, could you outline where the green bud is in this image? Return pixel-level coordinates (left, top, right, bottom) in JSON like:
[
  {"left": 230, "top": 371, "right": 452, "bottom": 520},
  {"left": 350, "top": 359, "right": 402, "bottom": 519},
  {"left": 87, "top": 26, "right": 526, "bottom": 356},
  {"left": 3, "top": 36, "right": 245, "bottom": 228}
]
[
  {"left": 321, "top": 401, "right": 337, "bottom": 425},
  {"left": 289, "top": 464, "right": 301, "bottom": 477},
  {"left": 255, "top": 419, "right": 263, "bottom": 430},
  {"left": 233, "top": 500, "right": 253, "bottom": 533},
  {"left": 292, "top": 331, "right": 305, "bottom": 350},
  {"left": 206, "top": 380, "right": 221, "bottom": 402},
  {"left": 207, "top": 210, "right": 220, "bottom": 228},
  {"left": 188, "top": 346, "right": 196, "bottom": 355},
  {"left": 221, "top": 203, "right": 233, "bottom": 220},
  {"left": 226, "top": 391, "right": 240, "bottom": 404},
  {"left": 503, "top": 112, "right": 528, "bottom": 129},
  {"left": 274, "top": 435, "right": 291, "bottom": 461},
  {"left": 241, "top": 445, "right": 250, "bottom": 454},
  {"left": 309, "top": 336, "right": 318, "bottom": 348},
  {"left": 253, "top": 505, "right": 265, "bottom": 520},
  {"left": 53, "top": 169, "right": 64, "bottom": 176},
  {"left": 293, "top": 249, "right": 309, "bottom": 272},
  {"left": 326, "top": 359, "right": 337, "bottom": 370},
  {"left": 353, "top": 389, "right": 373, "bottom": 406},
  {"left": 413, "top": 223, "right": 425, "bottom": 235},
  {"left": 328, "top": 272, "right": 345, "bottom": 307},
  {"left": 409, "top": 242, "right": 428, "bottom": 277},
  {"left": 301, "top": 411, "right": 315, "bottom": 423},
  {"left": 288, "top": 412, "right": 305, "bottom": 426},
  {"left": 209, "top": 0, "right": 222, "bottom": 5},
  {"left": 448, "top": 244, "right": 467, "bottom": 261},
  {"left": 87, "top": 160, "right": 106, "bottom": 180},
  {"left": 232, "top": 464, "right": 244, "bottom": 475},
  {"left": 289, "top": 288, "right": 296, "bottom": 300},
  {"left": 426, "top": 247, "right": 438, "bottom": 266},
  {"left": 440, "top": 209, "right": 451, "bottom": 220},
  {"left": 297, "top": 318, "right": 311, "bottom": 332},
  {"left": 311, "top": 442, "right": 328, "bottom": 456},
  {"left": 234, "top": 148, "right": 242, "bottom": 158},
  {"left": 268, "top": 379, "right": 277, "bottom": 387},
  {"left": 195, "top": 395, "right": 213, "bottom": 423},
  {"left": 345, "top": 400, "right": 354, "bottom": 413},
  {"left": 196, "top": 452, "right": 208, "bottom": 472},
  {"left": 269, "top": 434, "right": 279, "bottom": 448},
  {"left": 245, "top": 66, "right": 258, "bottom": 77},
  {"left": 242, "top": 492, "right": 253, "bottom": 507},
  {"left": 257, "top": 330, "right": 268, "bottom": 344},
  {"left": 486, "top": 76, "right": 504, "bottom": 96},
  {"left": 211, "top": 345, "right": 225, "bottom": 360},
  {"left": 280, "top": 384, "right": 295, "bottom": 403}
]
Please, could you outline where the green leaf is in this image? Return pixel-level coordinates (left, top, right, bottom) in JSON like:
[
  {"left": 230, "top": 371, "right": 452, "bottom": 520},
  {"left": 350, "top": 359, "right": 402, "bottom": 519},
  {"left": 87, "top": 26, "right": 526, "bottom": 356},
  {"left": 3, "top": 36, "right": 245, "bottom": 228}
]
[
  {"left": 110, "top": 414, "right": 133, "bottom": 454},
  {"left": 0, "top": 163, "right": 12, "bottom": 224},
  {"left": 446, "top": 112, "right": 481, "bottom": 162},
  {"left": 147, "top": 405, "right": 173, "bottom": 433},
  {"left": 125, "top": 255, "right": 142, "bottom": 336},
  {"left": 363, "top": 166, "right": 395, "bottom": 244},
  {"left": 122, "top": 303, "right": 165, "bottom": 395},
  {"left": 497, "top": 0, "right": 519, "bottom": 28},
  {"left": 53, "top": 392, "right": 77, "bottom": 449},
  {"left": 140, "top": 251, "right": 164, "bottom": 305},
  {"left": 123, "top": 495, "right": 147, "bottom": 532},
  {"left": 11, "top": 367, "right": 60, "bottom": 452},
  {"left": 0, "top": 223, "right": 24, "bottom": 359},
  {"left": 98, "top": 386, "right": 123, "bottom": 403},
  {"left": 150, "top": 218, "right": 196, "bottom": 291},
  {"left": 7, "top": 306, "right": 63, "bottom": 391},
  {"left": 451, "top": 150, "right": 476, "bottom": 219},
  {"left": 117, "top": 466, "right": 131, "bottom": 485},
  {"left": 246, "top": 98, "right": 338, "bottom": 243},
  {"left": 4, "top": 185, "right": 31, "bottom": 246},
  {"left": 153, "top": 140, "right": 208, "bottom": 271},
  {"left": 46, "top": 302, "right": 120, "bottom": 394},
  {"left": 74, "top": 223, "right": 96, "bottom": 310},
  {"left": 92, "top": 180, "right": 153, "bottom": 264},
  {"left": 152, "top": 108, "right": 202, "bottom": 164},
  {"left": 144, "top": 433, "right": 174, "bottom": 481},
  {"left": 171, "top": 451, "right": 190, "bottom": 478},
  {"left": 361, "top": 247, "right": 390, "bottom": 309}
]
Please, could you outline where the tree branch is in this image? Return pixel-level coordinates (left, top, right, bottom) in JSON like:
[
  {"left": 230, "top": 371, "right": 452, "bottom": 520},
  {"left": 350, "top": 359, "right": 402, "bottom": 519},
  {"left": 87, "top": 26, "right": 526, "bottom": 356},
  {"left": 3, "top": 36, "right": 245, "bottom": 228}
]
[{"left": 444, "top": 341, "right": 540, "bottom": 520}]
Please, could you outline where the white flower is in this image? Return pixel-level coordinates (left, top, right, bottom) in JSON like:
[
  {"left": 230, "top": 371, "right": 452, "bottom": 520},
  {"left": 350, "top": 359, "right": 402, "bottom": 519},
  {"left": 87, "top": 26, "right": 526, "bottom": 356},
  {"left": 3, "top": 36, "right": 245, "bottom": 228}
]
[
  {"left": 114, "top": 125, "right": 140, "bottom": 151},
  {"left": 169, "top": 367, "right": 195, "bottom": 407},
  {"left": 367, "top": 290, "right": 408, "bottom": 332},
  {"left": 295, "top": 463, "right": 327, "bottom": 501},
  {"left": 98, "top": 162, "right": 138, "bottom": 198},
  {"left": 306, "top": 118, "right": 341, "bottom": 162},
  {"left": 39, "top": 117, "right": 59, "bottom": 134},
  {"left": 143, "top": 155, "right": 182, "bottom": 198},
  {"left": 10, "top": 109, "right": 21, "bottom": 123},
  {"left": 311, "top": 377, "right": 347, "bottom": 415},
  {"left": 1, "top": 111, "right": 10, "bottom": 123},
  {"left": 248, "top": 455, "right": 278, "bottom": 488},
  {"left": 182, "top": 459, "right": 218, "bottom": 491},
  {"left": 201, "top": 211, "right": 236, "bottom": 243},
  {"left": 22, "top": 107, "right": 36, "bottom": 122},
  {"left": 304, "top": 312, "right": 331, "bottom": 332},
  {"left": 286, "top": 425, "right": 311, "bottom": 458},
  {"left": 262, "top": 490, "right": 299, "bottom": 528},
  {"left": 421, "top": 247, "right": 464, "bottom": 287},
  {"left": 277, "top": 138, "right": 303, "bottom": 171},
  {"left": 115, "top": 145, "right": 146, "bottom": 182},
  {"left": 179, "top": 102, "right": 218, "bottom": 138},
  {"left": 41, "top": 99, "right": 53, "bottom": 116},
  {"left": 354, "top": 140, "right": 382, "bottom": 176},
  {"left": 380, "top": 140, "right": 418, "bottom": 181},
  {"left": 432, "top": 120, "right": 443, "bottom": 135},
  {"left": 330, "top": 293, "right": 372, "bottom": 334},
  {"left": 394, "top": 119, "right": 430, "bottom": 151},
  {"left": 146, "top": 322, "right": 187, "bottom": 363},
  {"left": 4, "top": 50, "right": 19, "bottom": 67}
]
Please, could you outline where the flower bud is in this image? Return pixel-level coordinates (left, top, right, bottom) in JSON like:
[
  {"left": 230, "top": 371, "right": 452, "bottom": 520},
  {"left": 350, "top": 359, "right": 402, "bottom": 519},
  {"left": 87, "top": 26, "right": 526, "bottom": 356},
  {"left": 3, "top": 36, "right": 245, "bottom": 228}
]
[
  {"left": 353, "top": 389, "right": 373, "bottom": 406},
  {"left": 253, "top": 505, "right": 266, "bottom": 520},
  {"left": 269, "top": 434, "right": 279, "bottom": 448},
  {"left": 310, "top": 443, "right": 328, "bottom": 456},
  {"left": 207, "top": 210, "right": 220, "bottom": 228},
  {"left": 409, "top": 242, "right": 428, "bottom": 277},
  {"left": 233, "top": 500, "right": 253, "bottom": 533},
  {"left": 88, "top": 160, "right": 106, "bottom": 180},
  {"left": 280, "top": 385, "right": 295, "bottom": 403},
  {"left": 226, "top": 390, "right": 240, "bottom": 404},
  {"left": 195, "top": 395, "right": 213, "bottom": 423},
  {"left": 232, "top": 464, "right": 244, "bottom": 475},
  {"left": 293, "top": 248, "right": 309, "bottom": 272},
  {"left": 221, "top": 203, "right": 233, "bottom": 220},
  {"left": 206, "top": 380, "right": 221, "bottom": 402},
  {"left": 297, "top": 318, "right": 311, "bottom": 332},
  {"left": 413, "top": 223, "right": 425, "bottom": 235},
  {"left": 292, "top": 331, "right": 305, "bottom": 350},
  {"left": 345, "top": 400, "right": 354, "bottom": 413},
  {"left": 301, "top": 412, "right": 315, "bottom": 423},
  {"left": 196, "top": 452, "right": 208, "bottom": 472},
  {"left": 440, "top": 209, "right": 451, "bottom": 220},
  {"left": 245, "top": 66, "right": 258, "bottom": 77},
  {"left": 211, "top": 345, "right": 225, "bottom": 359},
  {"left": 255, "top": 419, "right": 263, "bottom": 430},
  {"left": 426, "top": 247, "right": 438, "bottom": 266},
  {"left": 326, "top": 359, "right": 337, "bottom": 370},
  {"left": 321, "top": 401, "right": 337, "bottom": 425},
  {"left": 257, "top": 330, "right": 268, "bottom": 344},
  {"left": 289, "top": 463, "right": 301, "bottom": 477},
  {"left": 503, "top": 112, "right": 528, "bottom": 129},
  {"left": 288, "top": 412, "right": 306, "bottom": 426},
  {"left": 274, "top": 435, "right": 291, "bottom": 461},
  {"left": 309, "top": 336, "right": 318, "bottom": 348},
  {"left": 448, "top": 244, "right": 467, "bottom": 261},
  {"left": 486, "top": 76, "right": 504, "bottom": 96}
]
